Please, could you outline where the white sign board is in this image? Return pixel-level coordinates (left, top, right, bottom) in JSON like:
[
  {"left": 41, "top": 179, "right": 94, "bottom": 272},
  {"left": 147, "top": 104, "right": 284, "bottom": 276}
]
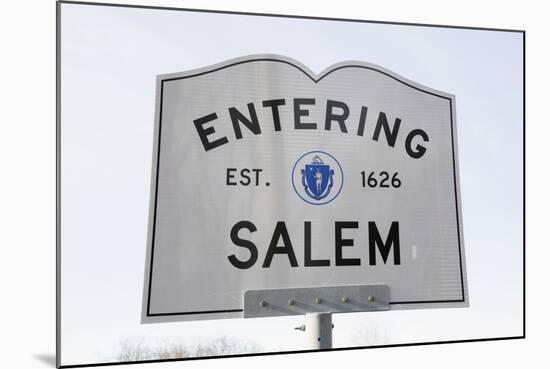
[{"left": 142, "top": 55, "right": 468, "bottom": 323}]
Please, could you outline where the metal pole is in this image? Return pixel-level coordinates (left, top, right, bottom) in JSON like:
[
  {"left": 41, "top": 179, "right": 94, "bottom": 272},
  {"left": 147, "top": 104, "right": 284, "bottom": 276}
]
[{"left": 305, "top": 312, "right": 332, "bottom": 349}]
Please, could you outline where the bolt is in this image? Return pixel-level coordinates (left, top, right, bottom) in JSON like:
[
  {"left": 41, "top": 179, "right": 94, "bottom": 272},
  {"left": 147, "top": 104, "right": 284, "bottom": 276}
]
[
  {"left": 341, "top": 296, "right": 349, "bottom": 303},
  {"left": 315, "top": 297, "right": 322, "bottom": 304},
  {"left": 368, "top": 295, "right": 375, "bottom": 303},
  {"left": 259, "top": 300, "right": 267, "bottom": 307},
  {"left": 288, "top": 299, "right": 295, "bottom": 306}
]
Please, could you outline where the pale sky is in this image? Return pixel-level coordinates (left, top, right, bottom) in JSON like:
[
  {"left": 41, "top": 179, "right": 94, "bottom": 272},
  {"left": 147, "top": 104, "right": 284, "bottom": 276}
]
[{"left": 60, "top": 2, "right": 523, "bottom": 366}]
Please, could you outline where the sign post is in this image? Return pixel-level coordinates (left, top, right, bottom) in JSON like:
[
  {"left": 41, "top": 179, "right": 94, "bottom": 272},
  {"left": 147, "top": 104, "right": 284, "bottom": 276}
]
[
  {"left": 244, "top": 284, "right": 389, "bottom": 349},
  {"left": 305, "top": 313, "right": 333, "bottom": 350}
]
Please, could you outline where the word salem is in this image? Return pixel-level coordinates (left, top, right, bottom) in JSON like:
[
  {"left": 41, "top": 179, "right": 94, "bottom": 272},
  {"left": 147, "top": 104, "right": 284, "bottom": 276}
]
[
  {"left": 194, "top": 98, "right": 430, "bottom": 159},
  {"left": 228, "top": 220, "right": 401, "bottom": 269}
]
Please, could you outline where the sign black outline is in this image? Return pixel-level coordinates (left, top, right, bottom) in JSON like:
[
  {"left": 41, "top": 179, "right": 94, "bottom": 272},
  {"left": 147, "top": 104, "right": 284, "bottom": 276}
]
[{"left": 146, "top": 58, "right": 465, "bottom": 317}]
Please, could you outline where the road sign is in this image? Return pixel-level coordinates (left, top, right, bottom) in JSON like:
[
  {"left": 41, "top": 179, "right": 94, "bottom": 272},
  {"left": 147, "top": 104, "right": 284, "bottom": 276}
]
[{"left": 141, "top": 54, "right": 468, "bottom": 323}]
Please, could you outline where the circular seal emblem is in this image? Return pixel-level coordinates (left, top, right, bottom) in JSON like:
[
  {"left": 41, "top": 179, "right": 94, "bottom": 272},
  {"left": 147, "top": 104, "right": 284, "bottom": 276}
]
[{"left": 291, "top": 151, "right": 344, "bottom": 205}]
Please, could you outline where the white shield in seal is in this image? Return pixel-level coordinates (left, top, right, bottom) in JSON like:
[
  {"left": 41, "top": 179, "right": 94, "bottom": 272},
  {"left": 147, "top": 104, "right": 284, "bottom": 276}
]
[{"left": 142, "top": 54, "right": 467, "bottom": 323}]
